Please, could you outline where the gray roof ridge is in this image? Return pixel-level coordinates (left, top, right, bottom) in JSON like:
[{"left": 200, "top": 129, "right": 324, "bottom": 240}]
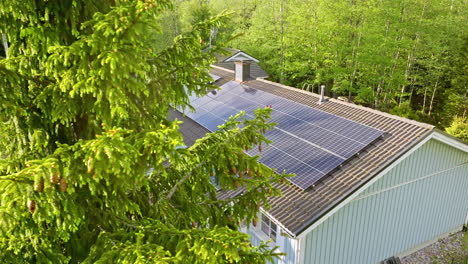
[
  {"left": 256, "top": 78, "right": 434, "bottom": 131},
  {"left": 210, "top": 65, "right": 433, "bottom": 130}
]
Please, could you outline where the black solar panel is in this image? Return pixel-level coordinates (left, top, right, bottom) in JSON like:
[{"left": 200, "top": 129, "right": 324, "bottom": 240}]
[{"left": 185, "top": 81, "right": 384, "bottom": 190}]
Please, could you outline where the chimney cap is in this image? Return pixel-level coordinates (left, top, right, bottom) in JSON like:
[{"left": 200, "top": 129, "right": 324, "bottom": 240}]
[{"left": 224, "top": 51, "right": 259, "bottom": 63}]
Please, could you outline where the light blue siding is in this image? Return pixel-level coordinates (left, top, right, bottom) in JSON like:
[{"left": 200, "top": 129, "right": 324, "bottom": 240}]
[
  {"left": 303, "top": 139, "right": 468, "bottom": 264},
  {"left": 246, "top": 227, "right": 263, "bottom": 247},
  {"left": 245, "top": 225, "right": 298, "bottom": 264}
]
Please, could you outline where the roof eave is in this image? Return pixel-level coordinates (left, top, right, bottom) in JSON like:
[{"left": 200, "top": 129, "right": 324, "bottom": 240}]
[
  {"left": 223, "top": 51, "right": 260, "bottom": 63},
  {"left": 432, "top": 129, "right": 468, "bottom": 152},
  {"left": 293, "top": 128, "right": 435, "bottom": 237}
]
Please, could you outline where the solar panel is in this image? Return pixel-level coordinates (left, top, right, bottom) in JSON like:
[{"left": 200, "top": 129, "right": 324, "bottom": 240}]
[{"left": 186, "top": 81, "right": 384, "bottom": 190}]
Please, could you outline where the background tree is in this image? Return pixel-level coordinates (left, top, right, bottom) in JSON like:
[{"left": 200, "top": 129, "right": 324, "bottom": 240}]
[
  {"left": 183, "top": 0, "right": 467, "bottom": 138},
  {"left": 0, "top": 0, "right": 286, "bottom": 263},
  {"left": 446, "top": 117, "right": 468, "bottom": 142}
]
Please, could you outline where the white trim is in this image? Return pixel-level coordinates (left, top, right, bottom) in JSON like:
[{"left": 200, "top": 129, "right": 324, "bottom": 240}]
[
  {"left": 352, "top": 161, "right": 467, "bottom": 202},
  {"left": 260, "top": 212, "right": 278, "bottom": 242},
  {"left": 432, "top": 131, "right": 468, "bottom": 152},
  {"left": 245, "top": 212, "right": 278, "bottom": 248},
  {"left": 296, "top": 237, "right": 306, "bottom": 264},
  {"left": 210, "top": 64, "right": 234, "bottom": 73},
  {"left": 260, "top": 208, "right": 296, "bottom": 238},
  {"left": 296, "top": 131, "right": 467, "bottom": 239},
  {"left": 224, "top": 52, "right": 260, "bottom": 63}
]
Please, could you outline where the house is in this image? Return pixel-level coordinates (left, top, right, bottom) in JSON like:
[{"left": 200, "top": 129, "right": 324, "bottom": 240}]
[{"left": 172, "top": 54, "right": 468, "bottom": 264}]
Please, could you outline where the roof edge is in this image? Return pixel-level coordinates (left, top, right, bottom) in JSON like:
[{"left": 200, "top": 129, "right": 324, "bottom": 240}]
[
  {"left": 211, "top": 64, "right": 234, "bottom": 73},
  {"left": 294, "top": 128, "right": 434, "bottom": 237},
  {"left": 432, "top": 129, "right": 468, "bottom": 152},
  {"left": 224, "top": 51, "right": 260, "bottom": 63},
  {"left": 256, "top": 78, "right": 435, "bottom": 130}
]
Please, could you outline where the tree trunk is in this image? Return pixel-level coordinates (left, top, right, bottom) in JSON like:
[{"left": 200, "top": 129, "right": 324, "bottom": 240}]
[
  {"left": 408, "top": 74, "right": 417, "bottom": 103},
  {"left": 384, "top": 46, "right": 401, "bottom": 107},
  {"left": 399, "top": 2, "right": 426, "bottom": 106},
  {"left": 462, "top": 92, "right": 467, "bottom": 118},
  {"left": 428, "top": 80, "right": 438, "bottom": 116},
  {"left": 421, "top": 86, "right": 428, "bottom": 114},
  {"left": 349, "top": 31, "right": 362, "bottom": 101},
  {"left": 375, "top": 79, "right": 384, "bottom": 108},
  {"left": 2, "top": 34, "right": 8, "bottom": 58},
  {"left": 279, "top": 0, "right": 285, "bottom": 83},
  {"left": 399, "top": 52, "right": 413, "bottom": 106},
  {"left": 374, "top": 18, "right": 391, "bottom": 109}
]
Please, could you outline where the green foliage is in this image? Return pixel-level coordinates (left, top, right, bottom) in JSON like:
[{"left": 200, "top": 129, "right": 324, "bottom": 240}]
[
  {"left": 389, "top": 101, "right": 419, "bottom": 121},
  {"left": 188, "top": 0, "right": 467, "bottom": 128},
  {"left": 0, "top": 0, "right": 287, "bottom": 263},
  {"left": 431, "top": 232, "right": 468, "bottom": 264},
  {"left": 446, "top": 117, "right": 468, "bottom": 142}
]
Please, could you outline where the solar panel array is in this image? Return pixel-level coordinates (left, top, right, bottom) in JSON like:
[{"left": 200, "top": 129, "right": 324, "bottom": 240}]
[{"left": 185, "top": 81, "right": 384, "bottom": 190}]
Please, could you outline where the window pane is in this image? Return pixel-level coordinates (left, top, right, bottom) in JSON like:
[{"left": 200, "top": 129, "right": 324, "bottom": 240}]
[
  {"left": 262, "top": 214, "right": 270, "bottom": 224},
  {"left": 261, "top": 221, "right": 269, "bottom": 236},
  {"left": 271, "top": 222, "right": 277, "bottom": 232}
]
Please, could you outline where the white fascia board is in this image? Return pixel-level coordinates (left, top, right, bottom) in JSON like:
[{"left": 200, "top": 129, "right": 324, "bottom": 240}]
[
  {"left": 432, "top": 130, "right": 468, "bottom": 152},
  {"left": 296, "top": 131, "right": 436, "bottom": 239},
  {"left": 224, "top": 52, "right": 260, "bottom": 63}
]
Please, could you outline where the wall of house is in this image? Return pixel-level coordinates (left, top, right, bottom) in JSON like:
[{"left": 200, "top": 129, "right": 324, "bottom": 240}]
[
  {"left": 301, "top": 139, "right": 468, "bottom": 264},
  {"left": 242, "top": 214, "right": 299, "bottom": 264}
]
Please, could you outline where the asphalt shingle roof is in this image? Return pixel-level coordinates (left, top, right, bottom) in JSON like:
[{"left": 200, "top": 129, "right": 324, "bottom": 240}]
[{"left": 176, "top": 66, "right": 434, "bottom": 236}]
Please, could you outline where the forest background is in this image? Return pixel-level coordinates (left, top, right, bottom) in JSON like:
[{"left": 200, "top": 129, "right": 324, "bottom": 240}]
[{"left": 154, "top": 0, "right": 467, "bottom": 140}]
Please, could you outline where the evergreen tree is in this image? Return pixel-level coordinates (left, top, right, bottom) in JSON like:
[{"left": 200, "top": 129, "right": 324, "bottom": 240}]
[{"left": 0, "top": 0, "right": 285, "bottom": 263}]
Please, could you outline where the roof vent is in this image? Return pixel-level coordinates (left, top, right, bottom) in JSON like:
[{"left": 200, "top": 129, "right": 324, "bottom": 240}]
[
  {"left": 318, "top": 84, "right": 327, "bottom": 104},
  {"left": 234, "top": 60, "right": 251, "bottom": 82}
]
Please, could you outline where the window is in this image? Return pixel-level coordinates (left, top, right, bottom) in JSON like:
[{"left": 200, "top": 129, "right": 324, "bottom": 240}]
[{"left": 261, "top": 213, "right": 277, "bottom": 242}]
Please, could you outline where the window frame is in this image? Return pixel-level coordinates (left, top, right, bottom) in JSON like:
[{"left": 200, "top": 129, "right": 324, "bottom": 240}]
[{"left": 260, "top": 213, "right": 277, "bottom": 242}]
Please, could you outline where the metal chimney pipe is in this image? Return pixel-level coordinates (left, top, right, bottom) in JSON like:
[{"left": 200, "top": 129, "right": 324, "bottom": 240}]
[{"left": 319, "top": 84, "right": 326, "bottom": 103}]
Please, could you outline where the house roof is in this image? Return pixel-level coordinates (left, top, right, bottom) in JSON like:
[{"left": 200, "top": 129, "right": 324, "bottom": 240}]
[
  {"left": 214, "top": 48, "right": 269, "bottom": 79},
  {"left": 176, "top": 65, "right": 436, "bottom": 236}
]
